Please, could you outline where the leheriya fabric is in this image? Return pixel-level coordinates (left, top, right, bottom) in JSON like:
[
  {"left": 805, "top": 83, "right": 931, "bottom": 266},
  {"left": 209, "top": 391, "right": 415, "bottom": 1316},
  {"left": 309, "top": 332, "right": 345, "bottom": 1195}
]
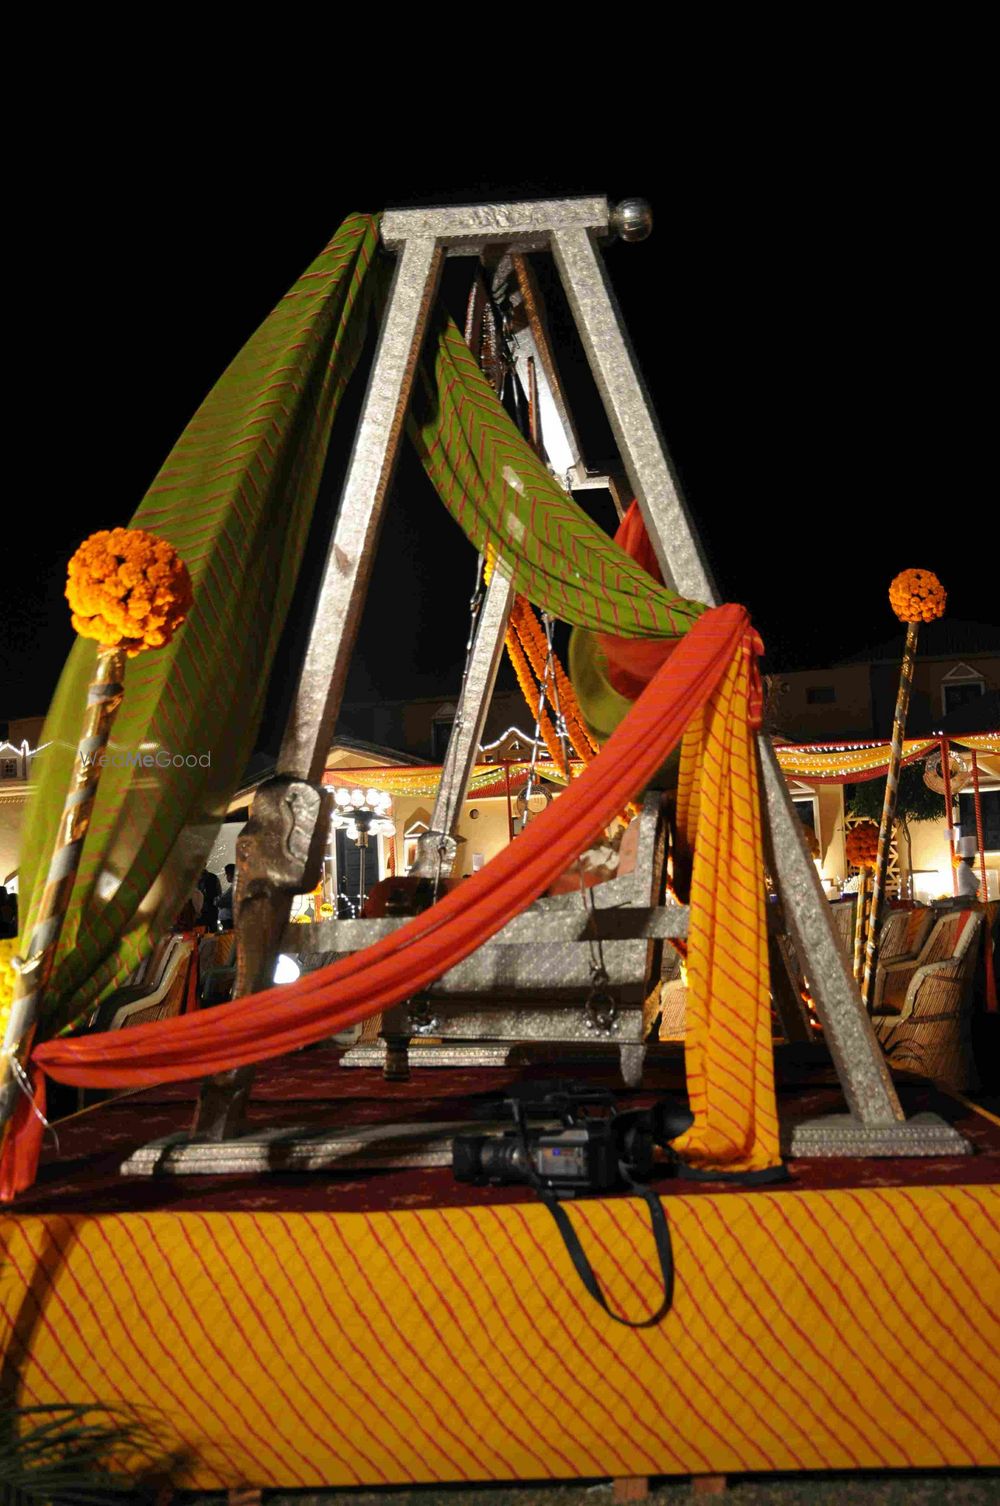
[
  {"left": 6, "top": 607, "right": 780, "bottom": 1196},
  {"left": 323, "top": 765, "right": 584, "bottom": 800},
  {"left": 17, "top": 215, "right": 382, "bottom": 1037},
  {"left": 567, "top": 502, "right": 683, "bottom": 786},
  {"left": 670, "top": 629, "right": 779, "bottom": 1173},
  {"left": 568, "top": 625, "right": 638, "bottom": 745},
  {"left": 774, "top": 740, "right": 937, "bottom": 783},
  {"left": 408, "top": 306, "right": 708, "bottom": 639},
  {"left": 953, "top": 732, "right": 1000, "bottom": 754},
  {"left": 593, "top": 499, "right": 682, "bottom": 701},
  {"left": 322, "top": 766, "right": 543, "bottom": 800},
  {"left": 3, "top": 1185, "right": 997, "bottom": 1487}
]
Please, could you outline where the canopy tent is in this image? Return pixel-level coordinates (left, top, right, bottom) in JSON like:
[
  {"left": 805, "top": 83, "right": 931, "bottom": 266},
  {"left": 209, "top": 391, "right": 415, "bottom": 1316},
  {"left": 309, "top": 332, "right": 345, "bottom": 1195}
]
[{"left": 775, "top": 734, "right": 999, "bottom": 784}]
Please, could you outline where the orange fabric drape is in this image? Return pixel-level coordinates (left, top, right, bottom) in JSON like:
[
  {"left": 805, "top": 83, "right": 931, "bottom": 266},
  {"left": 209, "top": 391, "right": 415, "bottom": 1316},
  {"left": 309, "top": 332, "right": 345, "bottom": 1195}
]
[
  {"left": 597, "top": 502, "right": 682, "bottom": 699},
  {"left": 3, "top": 605, "right": 779, "bottom": 1197}
]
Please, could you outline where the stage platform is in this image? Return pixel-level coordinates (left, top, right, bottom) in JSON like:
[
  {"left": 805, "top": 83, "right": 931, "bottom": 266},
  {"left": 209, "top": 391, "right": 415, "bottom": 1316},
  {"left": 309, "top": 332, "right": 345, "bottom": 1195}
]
[{"left": 2, "top": 1049, "right": 998, "bottom": 1492}]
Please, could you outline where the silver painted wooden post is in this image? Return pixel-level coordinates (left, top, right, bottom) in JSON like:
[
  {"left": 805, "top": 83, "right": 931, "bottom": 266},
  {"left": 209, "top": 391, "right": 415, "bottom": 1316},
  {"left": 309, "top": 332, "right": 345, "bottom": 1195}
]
[
  {"left": 756, "top": 739, "right": 903, "bottom": 1126},
  {"left": 279, "top": 236, "right": 446, "bottom": 783},
  {"left": 550, "top": 208, "right": 966, "bottom": 1153},
  {"left": 550, "top": 223, "right": 716, "bottom": 603}
]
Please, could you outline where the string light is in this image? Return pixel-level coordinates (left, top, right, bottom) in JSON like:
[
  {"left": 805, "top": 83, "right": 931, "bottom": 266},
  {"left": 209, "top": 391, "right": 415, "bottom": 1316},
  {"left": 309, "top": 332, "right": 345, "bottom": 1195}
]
[
  {"left": 0, "top": 740, "right": 50, "bottom": 778},
  {"left": 479, "top": 726, "right": 546, "bottom": 754}
]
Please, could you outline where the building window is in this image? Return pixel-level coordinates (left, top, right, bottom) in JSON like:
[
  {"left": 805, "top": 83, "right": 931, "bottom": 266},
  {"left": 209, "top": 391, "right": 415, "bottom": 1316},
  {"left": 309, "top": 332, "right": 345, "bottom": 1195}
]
[
  {"left": 1, "top": 759, "right": 17, "bottom": 779},
  {"left": 941, "top": 663, "right": 986, "bottom": 718},
  {"left": 806, "top": 686, "right": 836, "bottom": 705},
  {"left": 943, "top": 681, "right": 985, "bottom": 718},
  {"left": 958, "top": 789, "right": 1000, "bottom": 852}
]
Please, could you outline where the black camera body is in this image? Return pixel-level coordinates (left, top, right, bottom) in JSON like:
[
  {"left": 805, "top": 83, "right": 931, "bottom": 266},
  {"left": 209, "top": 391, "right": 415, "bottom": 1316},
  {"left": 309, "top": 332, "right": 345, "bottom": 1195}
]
[{"left": 452, "top": 1083, "right": 691, "bottom": 1197}]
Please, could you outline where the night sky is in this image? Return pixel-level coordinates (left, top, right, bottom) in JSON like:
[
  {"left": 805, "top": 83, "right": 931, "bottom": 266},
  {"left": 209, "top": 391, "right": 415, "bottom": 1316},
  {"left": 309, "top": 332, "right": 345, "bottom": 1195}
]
[{"left": 5, "top": 139, "right": 994, "bottom": 751}]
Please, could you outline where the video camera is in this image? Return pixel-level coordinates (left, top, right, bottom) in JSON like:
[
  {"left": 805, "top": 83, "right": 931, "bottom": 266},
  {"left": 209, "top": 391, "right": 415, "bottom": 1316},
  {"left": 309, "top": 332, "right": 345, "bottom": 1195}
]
[{"left": 452, "top": 1081, "right": 694, "bottom": 1198}]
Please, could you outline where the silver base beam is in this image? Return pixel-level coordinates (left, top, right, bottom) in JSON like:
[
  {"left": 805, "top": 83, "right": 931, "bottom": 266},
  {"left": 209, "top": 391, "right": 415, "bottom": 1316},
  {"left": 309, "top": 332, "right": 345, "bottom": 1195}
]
[
  {"left": 786, "top": 1112, "right": 972, "bottom": 1158},
  {"left": 121, "top": 1119, "right": 506, "bottom": 1177}
]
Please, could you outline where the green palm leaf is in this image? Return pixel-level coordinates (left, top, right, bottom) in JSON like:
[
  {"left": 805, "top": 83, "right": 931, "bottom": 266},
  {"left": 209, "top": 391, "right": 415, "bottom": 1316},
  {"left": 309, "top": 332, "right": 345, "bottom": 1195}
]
[{"left": 0, "top": 1402, "right": 175, "bottom": 1502}]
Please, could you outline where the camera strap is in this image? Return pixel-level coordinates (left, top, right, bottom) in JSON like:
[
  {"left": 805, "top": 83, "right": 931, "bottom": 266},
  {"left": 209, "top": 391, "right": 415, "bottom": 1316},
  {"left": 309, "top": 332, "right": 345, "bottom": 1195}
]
[
  {"left": 506, "top": 1097, "right": 675, "bottom": 1327},
  {"left": 539, "top": 1179, "right": 674, "bottom": 1328}
]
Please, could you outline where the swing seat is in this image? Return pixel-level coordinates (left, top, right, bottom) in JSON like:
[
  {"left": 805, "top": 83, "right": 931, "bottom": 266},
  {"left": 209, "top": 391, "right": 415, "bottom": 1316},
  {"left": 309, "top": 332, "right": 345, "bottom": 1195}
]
[{"left": 284, "top": 793, "right": 687, "bottom": 1086}]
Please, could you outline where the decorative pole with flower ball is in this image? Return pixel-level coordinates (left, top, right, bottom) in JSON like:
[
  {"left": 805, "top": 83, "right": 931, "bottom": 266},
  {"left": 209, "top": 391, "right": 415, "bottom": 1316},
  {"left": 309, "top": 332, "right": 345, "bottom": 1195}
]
[
  {"left": 0, "top": 529, "right": 192, "bottom": 1136},
  {"left": 860, "top": 569, "right": 947, "bottom": 1010},
  {"left": 845, "top": 820, "right": 880, "bottom": 983}
]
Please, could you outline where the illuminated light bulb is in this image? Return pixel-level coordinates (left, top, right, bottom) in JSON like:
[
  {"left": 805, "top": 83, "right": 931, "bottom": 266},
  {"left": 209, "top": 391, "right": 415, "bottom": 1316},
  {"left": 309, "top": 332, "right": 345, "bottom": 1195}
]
[
  {"left": 335, "top": 787, "right": 350, "bottom": 805},
  {"left": 351, "top": 788, "right": 364, "bottom": 806},
  {"left": 273, "top": 953, "right": 301, "bottom": 985},
  {"left": 366, "top": 788, "right": 380, "bottom": 807}
]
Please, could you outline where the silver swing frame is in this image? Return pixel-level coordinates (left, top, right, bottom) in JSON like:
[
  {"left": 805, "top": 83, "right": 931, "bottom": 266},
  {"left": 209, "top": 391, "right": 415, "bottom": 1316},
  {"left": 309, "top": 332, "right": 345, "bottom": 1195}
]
[{"left": 189, "top": 196, "right": 967, "bottom": 1160}]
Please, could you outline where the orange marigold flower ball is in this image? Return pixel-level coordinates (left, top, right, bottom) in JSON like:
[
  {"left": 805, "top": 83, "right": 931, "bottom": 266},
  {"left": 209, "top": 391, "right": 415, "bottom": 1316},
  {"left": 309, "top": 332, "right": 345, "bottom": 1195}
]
[
  {"left": 845, "top": 821, "right": 879, "bottom": 868},
  {"left": 888, "top": 568, "right": 946, "bottom": 624},
  {"left": 66, "top": 528, "right": 193, "bottom": 656}
]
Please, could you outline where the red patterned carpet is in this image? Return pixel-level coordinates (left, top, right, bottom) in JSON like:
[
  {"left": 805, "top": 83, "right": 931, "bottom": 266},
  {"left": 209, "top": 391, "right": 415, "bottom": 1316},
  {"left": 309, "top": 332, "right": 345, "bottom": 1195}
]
[{"left": 13, "top": 1046, "right": 999, "bottom": 1215}]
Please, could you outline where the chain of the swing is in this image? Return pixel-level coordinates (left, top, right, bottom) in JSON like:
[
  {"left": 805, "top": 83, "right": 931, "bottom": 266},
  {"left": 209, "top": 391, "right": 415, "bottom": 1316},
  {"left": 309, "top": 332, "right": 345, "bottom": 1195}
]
[
  {"left": 518, "top": 644, "right": 555, "bottom": 833},
  {"left": 580, "top": 877, "right": 618, "bottom": 1034},
  {"left": 513, "top": 603, "right": 617, "bottom": 1030},
  {"left": 518, "top": 609, "right": 573, "bottom": 833}
]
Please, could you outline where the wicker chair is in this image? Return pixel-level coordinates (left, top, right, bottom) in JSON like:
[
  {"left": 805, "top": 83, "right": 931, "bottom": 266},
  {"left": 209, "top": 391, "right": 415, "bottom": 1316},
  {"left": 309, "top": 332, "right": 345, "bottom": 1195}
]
[
  {"left": 870, "top": 907, "right": 984, "bottom": 1092},
  {"left": 876, "top": 906, "right": 937, "bottom": 973},
  {"left": 90, "top": 934, "right": 194, "bottom": 1031},
  {"left": 829, "top": 897, "right": 856, "bottom": 960}
]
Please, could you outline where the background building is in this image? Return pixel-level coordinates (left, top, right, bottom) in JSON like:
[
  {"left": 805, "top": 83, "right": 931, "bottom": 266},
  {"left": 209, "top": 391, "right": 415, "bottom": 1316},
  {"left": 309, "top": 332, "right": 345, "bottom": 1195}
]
[
  {"left": 0, "top": 716, "right": 46, "bottom": 887},
  {"left": 769, "top": 620, "right": 999, "bottom": 742}
]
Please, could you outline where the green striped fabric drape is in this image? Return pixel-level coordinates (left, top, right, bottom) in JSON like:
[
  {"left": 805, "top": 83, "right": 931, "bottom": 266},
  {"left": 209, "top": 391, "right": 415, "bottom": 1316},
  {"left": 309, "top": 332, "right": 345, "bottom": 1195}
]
[
  {"left": 408, "top": 304, "right": 707, "bottom": 639},
  {"left": 20, "top": 214, "right": 382, "bottom": 1034}
]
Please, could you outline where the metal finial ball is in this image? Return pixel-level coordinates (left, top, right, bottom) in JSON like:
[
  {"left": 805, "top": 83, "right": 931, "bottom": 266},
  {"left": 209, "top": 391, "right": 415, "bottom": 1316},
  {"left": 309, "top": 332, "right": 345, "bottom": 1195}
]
[{"left": 610, "top": 197, "right": 653, "bottom": 242}]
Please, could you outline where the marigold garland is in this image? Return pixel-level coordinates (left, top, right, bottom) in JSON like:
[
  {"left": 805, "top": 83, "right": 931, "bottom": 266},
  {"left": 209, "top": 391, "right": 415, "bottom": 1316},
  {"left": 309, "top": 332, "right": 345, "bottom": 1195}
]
[
  {"left": 845, "top": 821, "right": 879, "bottom": 868},
  {"left": 888, "top": 568, "right": 947, "bottom": 624},
  {"left": 485, "top": 555, "right": 634, "bottom": 819},
  {"left": 505, "top": 619, "right": 563, "bottom": 767},
  {"left": 509, "top": 595, "right": 598, "bottom": 763},
  {"left": 66, "top": 527, "right": 194, "bottom": 656}
]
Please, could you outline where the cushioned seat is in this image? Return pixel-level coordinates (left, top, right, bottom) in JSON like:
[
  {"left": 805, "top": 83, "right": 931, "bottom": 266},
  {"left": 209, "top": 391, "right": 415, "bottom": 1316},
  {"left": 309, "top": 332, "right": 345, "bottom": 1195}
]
[
  {"left": 871, "top": 907, "right": 984, "bottom": 1091},
  {"left": 871, "top": 907, "right": 938, "bottom": 1012}
]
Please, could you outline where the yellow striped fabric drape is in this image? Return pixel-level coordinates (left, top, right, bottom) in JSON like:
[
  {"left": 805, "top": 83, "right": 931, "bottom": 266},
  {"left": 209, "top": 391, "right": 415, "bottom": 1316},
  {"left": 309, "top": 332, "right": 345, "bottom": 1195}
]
[{"left": 670, "top": 640, "right": 781, "bottom": 1174}]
